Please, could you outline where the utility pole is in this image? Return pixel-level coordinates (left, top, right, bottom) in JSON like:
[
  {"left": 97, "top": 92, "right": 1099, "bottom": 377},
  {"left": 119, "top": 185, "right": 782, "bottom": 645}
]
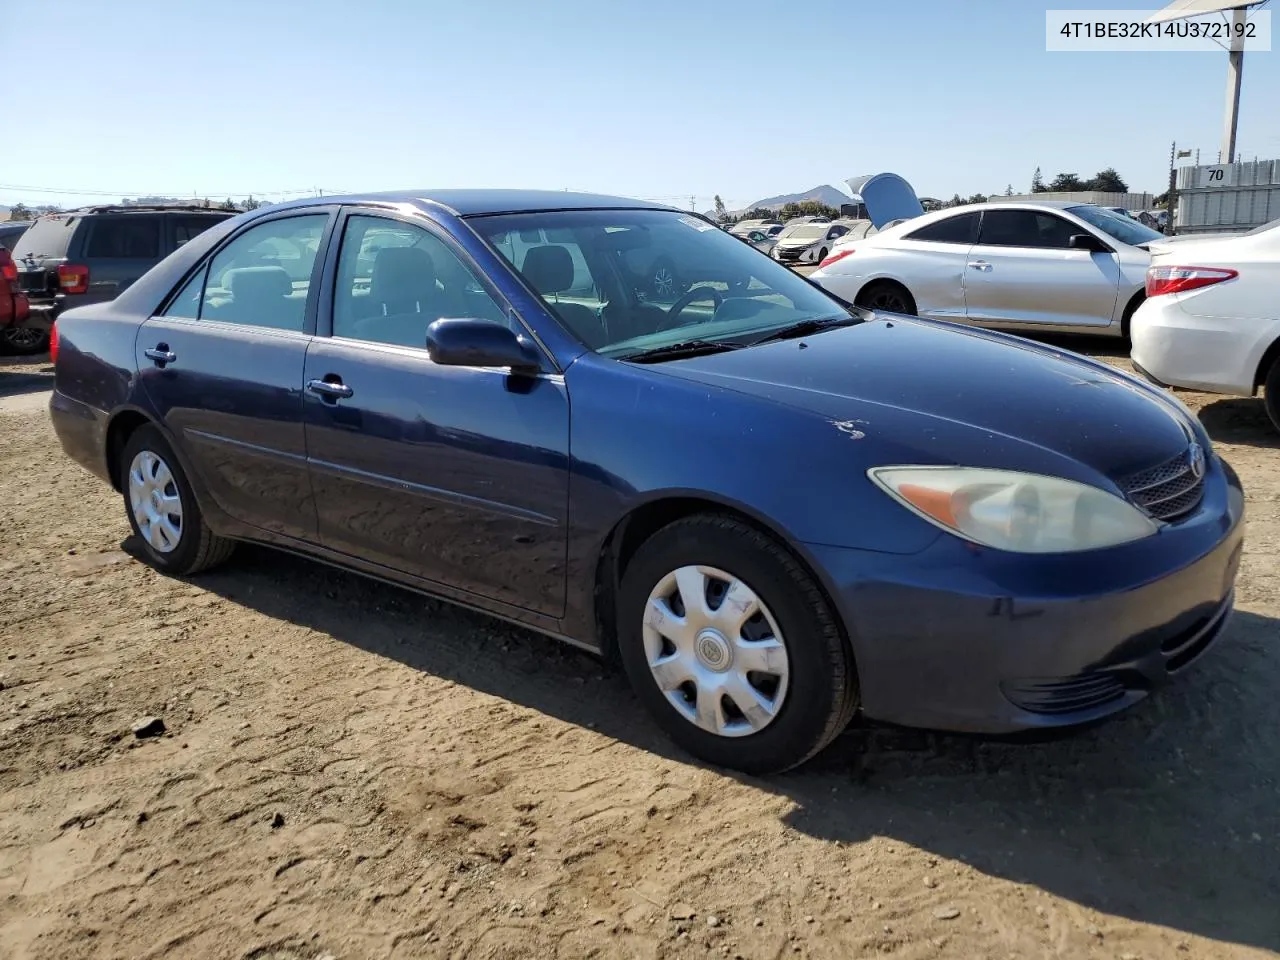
[{"left": 1221, "top": 6, "right": 1246, "bottom": 165}]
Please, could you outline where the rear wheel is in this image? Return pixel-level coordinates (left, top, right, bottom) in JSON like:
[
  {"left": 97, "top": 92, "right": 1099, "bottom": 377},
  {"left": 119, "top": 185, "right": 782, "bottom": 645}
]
[
  {"left": 121, "top": 425, "right": 235, "bottom": 576},
  {"left": 855, "top": 280, "right": 916, "bottom": 316},
  {"left": 616, "top": 514, "right": 857, "bottom": 774},
  {"left": 1, "top": 327, "right": 50, "bottom": 355},
  {"left": 1265, "top": 357, "right": 1280, "bottom": 433}
]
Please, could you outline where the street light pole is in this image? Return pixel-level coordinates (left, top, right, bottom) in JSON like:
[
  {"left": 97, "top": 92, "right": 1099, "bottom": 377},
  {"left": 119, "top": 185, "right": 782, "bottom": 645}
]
[{"left": 1221, "top": 6, "right": 1247, "bottom": 164}]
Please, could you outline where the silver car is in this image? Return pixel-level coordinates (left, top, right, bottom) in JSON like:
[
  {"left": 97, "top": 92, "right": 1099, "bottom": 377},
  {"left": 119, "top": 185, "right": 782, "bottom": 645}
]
[{"left": 808, "top": 201, "right": 1165, "bottom": 336}]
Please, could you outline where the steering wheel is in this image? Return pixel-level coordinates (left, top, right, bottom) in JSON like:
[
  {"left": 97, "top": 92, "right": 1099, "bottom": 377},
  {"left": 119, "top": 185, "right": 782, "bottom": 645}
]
[{"left": 660, "top": 285, "right": 724, "bottom": 332}]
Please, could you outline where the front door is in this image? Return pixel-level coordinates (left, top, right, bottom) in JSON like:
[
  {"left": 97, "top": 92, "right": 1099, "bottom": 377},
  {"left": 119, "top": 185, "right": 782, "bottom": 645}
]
[
  {"left": 303, "top": 211, "right": 570, "bottom": 617},
  {"left": 137, "top": 210, "right": 333, "bottom": 540},
  {"left": 963, "top": 208, "right": 1121, "bottom": 329}
]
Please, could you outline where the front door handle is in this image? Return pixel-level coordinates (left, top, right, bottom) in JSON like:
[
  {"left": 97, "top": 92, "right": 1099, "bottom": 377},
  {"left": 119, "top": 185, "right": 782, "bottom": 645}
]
[
  {"left": 144, "top": 345, "right": 177, "bottom": 365},
  {"left": 307, "top": 378, "right": 354, "bottom": 400},
  {"left": 967, "top": 260, "right": 992, "bottom": 272}
]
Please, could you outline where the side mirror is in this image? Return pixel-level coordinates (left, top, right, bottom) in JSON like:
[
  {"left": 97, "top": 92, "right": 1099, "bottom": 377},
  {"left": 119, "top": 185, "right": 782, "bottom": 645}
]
[
  {"left": 1068, "top": 233, "right": 1108, "bottom": 252},
  {"left": 425, "top": 318, "right": 541, "bottom": 374}
]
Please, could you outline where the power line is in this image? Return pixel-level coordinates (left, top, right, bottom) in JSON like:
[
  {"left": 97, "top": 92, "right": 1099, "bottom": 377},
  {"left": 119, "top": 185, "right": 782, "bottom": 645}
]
[{"left": 0, "top": 181, "right": 342, "bottom": 199}]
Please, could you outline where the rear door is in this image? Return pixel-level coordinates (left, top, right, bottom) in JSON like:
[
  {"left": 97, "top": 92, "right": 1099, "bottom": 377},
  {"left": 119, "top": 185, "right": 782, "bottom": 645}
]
[
  {"left": 168, "top": 213, "right": 235, "bottom": 254},
  {"left": 137, "top": 209, "right": 335, "bottom": 540},
  {"left": 963, "top": 209, "right": 1121, "bottom": 329}
]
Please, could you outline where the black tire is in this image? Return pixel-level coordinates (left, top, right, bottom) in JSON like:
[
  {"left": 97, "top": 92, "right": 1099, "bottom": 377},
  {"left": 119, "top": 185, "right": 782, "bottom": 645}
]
[
  {"left": 855, "top": 280, "right": 916, "bottom": 316},
  {"left": 1265, "top": 357, "right": 1280, "bottom": 434},
  {"left": 1, "top": 326, "right": 50, "bottom": 356},
  {"left": 817, "top": 247, "right": 828, "bottom": 263},
  {"left": 120, "top": 424, "right": 235, "bottom": 576},
  {"left": 616, "top": 514, "right": 858, "bottom": 775}
]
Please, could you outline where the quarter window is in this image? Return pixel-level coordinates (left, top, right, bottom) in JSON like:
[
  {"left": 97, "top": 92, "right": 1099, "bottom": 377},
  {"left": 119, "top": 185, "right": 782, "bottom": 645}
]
[
  {"left": 161, "top": 214, "right": 327, "bottom": 331},
  {"left": 905, "top": 212, "right": 980, "bottom": 245},
  {"left": 333, "top": 215, "right": 507, "bottom": 347},
  {"left": 977, "top": 210, "right": 1078, "bottom": 249}
]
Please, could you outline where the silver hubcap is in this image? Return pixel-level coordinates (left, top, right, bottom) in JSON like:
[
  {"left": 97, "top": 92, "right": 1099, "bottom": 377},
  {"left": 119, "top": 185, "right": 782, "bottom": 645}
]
[
  {"left": 128, "top": 451, "right": 183, "bottom": 554},
  {"left": 642, "top": 565, "right": 790, "bottom": 738}
]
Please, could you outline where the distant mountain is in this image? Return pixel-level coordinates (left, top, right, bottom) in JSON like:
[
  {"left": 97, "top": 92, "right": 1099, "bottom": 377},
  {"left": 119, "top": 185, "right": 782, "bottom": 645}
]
[{"left": 743, "top": 184, "right": 853, "bottom": 212}]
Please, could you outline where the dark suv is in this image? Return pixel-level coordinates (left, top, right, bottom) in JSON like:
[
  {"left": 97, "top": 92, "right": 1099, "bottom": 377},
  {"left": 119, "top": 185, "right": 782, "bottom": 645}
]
[{"left": 6, "top": 204, "right": 236, "bottom": 354}]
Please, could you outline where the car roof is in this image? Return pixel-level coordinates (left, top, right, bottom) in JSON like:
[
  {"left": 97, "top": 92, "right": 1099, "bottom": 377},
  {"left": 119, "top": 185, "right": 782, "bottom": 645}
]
[{"left": 265, "top": 189, "right": 681, "bottom": 218}]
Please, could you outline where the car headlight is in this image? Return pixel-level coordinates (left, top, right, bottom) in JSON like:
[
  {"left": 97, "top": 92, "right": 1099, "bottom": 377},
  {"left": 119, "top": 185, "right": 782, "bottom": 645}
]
[{"left": 868, "top": 466, "right": 1158, "bottom": 553}]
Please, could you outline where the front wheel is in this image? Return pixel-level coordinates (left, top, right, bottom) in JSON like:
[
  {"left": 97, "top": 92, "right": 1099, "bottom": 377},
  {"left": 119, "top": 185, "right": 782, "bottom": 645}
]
[
  {"left": 121, "top": 424, "right": 235, "bottom": 576},
  {"left": 1265, "top": 357, "right": 1280, "bottom": 433},
  {"left": 616, "top": 514, "right": 858, "bottom": 774}
]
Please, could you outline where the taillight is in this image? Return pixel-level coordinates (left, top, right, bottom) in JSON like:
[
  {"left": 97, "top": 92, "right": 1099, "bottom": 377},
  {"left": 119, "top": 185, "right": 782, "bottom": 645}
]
[
  {"left": 49, "top": 321, "right": 59, "bottom": 365},
  {"left": 57, "top": 263, "right": 90, "bottom": 295},
  {"left": 1145, "top": 265, "right": 1237, "bottom": 298},
  {"left": 819, "top": 248, "right": 855, "bottom": 268},
  {"left": 0, "top": 250, "right": 16, "bottom": 283}
]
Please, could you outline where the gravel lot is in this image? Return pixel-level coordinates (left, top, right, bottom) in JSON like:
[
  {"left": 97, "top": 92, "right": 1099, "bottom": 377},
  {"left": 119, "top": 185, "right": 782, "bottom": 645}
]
[{"left": 1, "top": 342, "right": 1277, "bottom": 960}]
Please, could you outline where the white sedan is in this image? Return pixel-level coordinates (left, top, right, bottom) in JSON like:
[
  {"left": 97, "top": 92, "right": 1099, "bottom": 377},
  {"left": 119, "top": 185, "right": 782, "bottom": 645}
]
[
  {"left": 1130, "top": 218, "right": 1280, "bottom": 430},
  {"left": 808, "top": 201, "right": 1163, "bottom": 336}
]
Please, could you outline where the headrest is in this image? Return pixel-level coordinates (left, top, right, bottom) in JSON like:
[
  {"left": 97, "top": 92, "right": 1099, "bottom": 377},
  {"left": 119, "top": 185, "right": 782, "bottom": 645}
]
[
  {"left": 521, "top": 245, "right": 574, "bottom": 296},
  {"left": 223, "top": 266, "right": 291, "bottom": 301},
  {"left": 370, "top": 246, "right": 437, "bottom": 304}
]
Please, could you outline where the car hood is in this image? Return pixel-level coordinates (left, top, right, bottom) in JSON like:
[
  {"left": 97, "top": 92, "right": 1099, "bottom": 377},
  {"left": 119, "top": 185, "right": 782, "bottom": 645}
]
[
  {"left": 650, "top": 317, "right": 1196, "bottom": 482},
  {"left": 777, "top": 237, "right": 822, "bottom": 247}
]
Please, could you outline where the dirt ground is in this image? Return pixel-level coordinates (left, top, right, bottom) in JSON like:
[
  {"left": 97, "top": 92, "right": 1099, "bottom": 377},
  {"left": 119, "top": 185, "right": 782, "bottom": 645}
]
[{"left": 1, "top": 342, "right": 1277, "bottom": 960}]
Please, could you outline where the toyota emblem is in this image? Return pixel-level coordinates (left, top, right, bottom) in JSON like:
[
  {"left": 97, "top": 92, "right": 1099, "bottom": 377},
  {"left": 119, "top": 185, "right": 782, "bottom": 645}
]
[{"left": 1188, "top": 443, "right": 1206, "bottom": 480}]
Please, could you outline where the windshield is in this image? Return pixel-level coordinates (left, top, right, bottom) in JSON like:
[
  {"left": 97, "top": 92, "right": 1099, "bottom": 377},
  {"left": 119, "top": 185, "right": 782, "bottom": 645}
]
[
  {"left": 777, "top": 223, "right": 826, "bottom": 240},
  {"left": 1066, "top": 204, "right": 1164, "bottom": 246},
  {"left": 474, "top": 209, "right": 859, "bottom": 358}
]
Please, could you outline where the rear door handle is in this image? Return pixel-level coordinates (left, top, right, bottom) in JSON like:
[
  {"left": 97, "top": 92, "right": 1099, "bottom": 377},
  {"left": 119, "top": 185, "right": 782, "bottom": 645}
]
[
  {"left": 967, "top": 260, "right": 992, "bottom": 272},
  {"left": 144, "top": 345, "right": 177, "bottom": 364},
  {"left": 307, "top": 378, "right": 353, "bottom": 400}
]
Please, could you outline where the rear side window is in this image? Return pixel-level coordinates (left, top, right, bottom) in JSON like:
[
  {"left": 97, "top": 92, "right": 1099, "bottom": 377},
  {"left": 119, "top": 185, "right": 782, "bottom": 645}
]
[
  {"left": 173, "top": 215, "right": 230, "bottom": 248},
  {"left": 905, "top": 212, "right": 979, "bottom": 245},
  {"left": 162, "top": 214, "right": 327, "bottom": 331},
  {"left": 84, "top": 216, "right": 161, "bottom": 259}
]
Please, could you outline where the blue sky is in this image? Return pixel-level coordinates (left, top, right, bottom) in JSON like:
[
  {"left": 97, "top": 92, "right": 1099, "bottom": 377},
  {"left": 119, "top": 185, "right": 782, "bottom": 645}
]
[{"left": 2, "top": 0, "right": 1276, "bottom": 211}]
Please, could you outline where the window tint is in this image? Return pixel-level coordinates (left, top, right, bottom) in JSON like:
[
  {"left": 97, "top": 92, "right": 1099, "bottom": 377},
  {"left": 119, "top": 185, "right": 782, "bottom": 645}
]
[
  {"left": 333, "top": 215, "right": 507, "bottom": 348},
  {"left": 173, "top": 215, "right": 229, "bottom": 248},
  {"left": 179, "top": 214, "right": 327, "bottom": 331},
  {"left": 84, "top": 216, "right": 160, "bottom": 259},
  {"left": 905, "top": 212, "right": 979, "bottom": 245},
  {"left": 977, "top": 210, "right": 1078, "bottom": 249}
]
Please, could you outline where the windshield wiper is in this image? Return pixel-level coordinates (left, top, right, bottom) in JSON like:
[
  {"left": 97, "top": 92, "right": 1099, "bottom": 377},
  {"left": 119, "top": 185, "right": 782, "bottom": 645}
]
[
  {"left": 616, "top": 339, "right": 745, "bottom": 363},
  {"left": 746, "top": 314, "right": 862, "bottom": 346}
]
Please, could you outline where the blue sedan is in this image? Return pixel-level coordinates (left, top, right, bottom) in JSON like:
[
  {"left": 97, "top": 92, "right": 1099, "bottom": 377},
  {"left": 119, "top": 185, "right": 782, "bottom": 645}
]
[{"left": 47, "top": 190, "right": 1244, "bottom": 774}]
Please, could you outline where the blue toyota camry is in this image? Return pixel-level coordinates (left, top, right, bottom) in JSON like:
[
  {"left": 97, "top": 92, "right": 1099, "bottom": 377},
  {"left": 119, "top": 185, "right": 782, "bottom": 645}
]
[{"left": 48, "top": 190, "right": 1244, "bottom": 774}]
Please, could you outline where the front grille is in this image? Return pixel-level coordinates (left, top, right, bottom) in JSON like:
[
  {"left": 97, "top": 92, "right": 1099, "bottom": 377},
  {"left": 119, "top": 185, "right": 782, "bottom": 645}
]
[
  {"left": 1001, "top": 673, "right": 1127, "bottom": 715},
  {"left": 1119, "top": 447, "right": 1205, "bottom": 522},
  {"left": 775, "top": 247, "right": 806, "bottom": 261}
]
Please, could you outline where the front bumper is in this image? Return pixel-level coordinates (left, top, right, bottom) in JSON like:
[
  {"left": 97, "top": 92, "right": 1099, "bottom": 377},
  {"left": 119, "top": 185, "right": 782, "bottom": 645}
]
[
  {"left": 806, "top": 457, "right": 1246, "bottom": 733},
  {"left": 17, "top": 301, "right": 57, "bottom": 332}
]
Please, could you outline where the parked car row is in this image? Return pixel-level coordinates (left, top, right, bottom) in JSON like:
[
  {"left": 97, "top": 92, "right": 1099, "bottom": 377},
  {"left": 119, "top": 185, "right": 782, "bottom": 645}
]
[
  {"left": 47, "top": 189, "right": 1244, "bottom": 774},
  {"left": 1, "top": 204, "right": 234, "bottom": 354}
]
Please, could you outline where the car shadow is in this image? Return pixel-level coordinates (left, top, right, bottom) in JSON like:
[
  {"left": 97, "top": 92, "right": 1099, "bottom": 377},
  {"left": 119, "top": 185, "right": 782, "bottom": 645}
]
[
  {"left": 0, "top": 365, "right": 53, "bottom": 398},
  {"left": 1195, "top": 397, "right": 1279, "bottom": 449},
  {"left": 173, "top": 542, "right": 1280, "bottom": 953}
]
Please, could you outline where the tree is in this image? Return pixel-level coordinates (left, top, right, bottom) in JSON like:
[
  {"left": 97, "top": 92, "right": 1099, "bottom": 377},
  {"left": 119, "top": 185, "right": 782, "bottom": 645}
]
[
  {"left": 1085, "top": 167, "right": 1128, "bottom": 192},
  {"left": 713, "top": 195, "right": 728, "bottom": 222},
  {"left": 8, "top": 202, "right": 32, "bottom": 221},
  {"left": 966, "top": 193, "right": 988, "bottom": 205},
  {"left": 1031, "top": 167, "right": 1046, "bottom": 193},
  {"left": 1048, "top": 172, "right": 1085, "bottom": 192},
  {"left": 243, "top": 196, "right": 263, "bottom": 211},
  {"left": 1004, "top": 184, "right": 1015, "bottom": 197}
]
